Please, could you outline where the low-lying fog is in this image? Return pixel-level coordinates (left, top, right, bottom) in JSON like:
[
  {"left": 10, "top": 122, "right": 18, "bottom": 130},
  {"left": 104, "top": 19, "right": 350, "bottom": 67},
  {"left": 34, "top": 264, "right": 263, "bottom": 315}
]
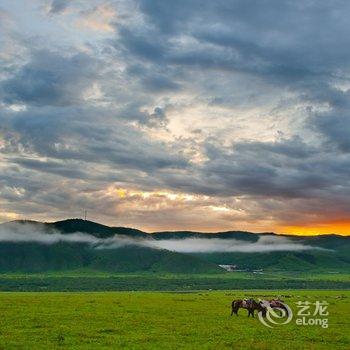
[{"left": 0, "top": 223, "right": 327, "bottom": 253}]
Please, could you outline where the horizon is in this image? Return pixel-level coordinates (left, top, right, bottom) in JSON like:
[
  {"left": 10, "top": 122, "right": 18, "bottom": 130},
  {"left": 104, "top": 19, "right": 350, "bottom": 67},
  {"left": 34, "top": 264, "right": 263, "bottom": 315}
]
[
  {"left": 4, "top": 217, "right": 349, "bottom": 237},
  {"left": 1, "top": 1, "right": 350, "bottom": 236}
]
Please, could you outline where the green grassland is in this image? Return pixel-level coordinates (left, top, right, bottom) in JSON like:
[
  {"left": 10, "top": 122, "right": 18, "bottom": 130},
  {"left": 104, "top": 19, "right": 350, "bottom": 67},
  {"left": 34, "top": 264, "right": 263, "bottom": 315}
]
[
  {"left": 0, "top": 290, "right": 348, "bottom": 349},
  {"left": 0, "top": 271, "right": 348, "bottom": 291}
]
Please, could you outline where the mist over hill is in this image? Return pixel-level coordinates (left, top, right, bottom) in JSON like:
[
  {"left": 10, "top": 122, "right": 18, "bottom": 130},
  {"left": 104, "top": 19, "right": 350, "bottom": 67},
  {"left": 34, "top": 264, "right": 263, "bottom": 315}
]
[{"left": 0, "top": 219, "right": 349, "bottom": 273}]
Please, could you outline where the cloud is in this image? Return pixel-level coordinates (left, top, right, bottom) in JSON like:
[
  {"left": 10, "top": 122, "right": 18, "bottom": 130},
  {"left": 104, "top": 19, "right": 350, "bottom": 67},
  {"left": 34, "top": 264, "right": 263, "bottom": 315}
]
[
  {"left": 310, "top": 89, "right": 350, "bottom": 153},
  {"left": 112, "top": 0, "right": 350, "bottom": 90},
  {"left": 1, "top": 50, "right": 101, "bottom": 107},
  {"left": 48, "top": 0, "right": 71, "bottom": 15},
  {"left": 0, "top": 0, "right": 350, "bottom": 234},
  {"left": 0, "top": 222, "right": 101, "bottom": 245},
  {"left": 75, "top": 4, "right": 116, "bottom": 32},
  {"left": 141, "top": 235, "right": 328, "bottom": 253}
]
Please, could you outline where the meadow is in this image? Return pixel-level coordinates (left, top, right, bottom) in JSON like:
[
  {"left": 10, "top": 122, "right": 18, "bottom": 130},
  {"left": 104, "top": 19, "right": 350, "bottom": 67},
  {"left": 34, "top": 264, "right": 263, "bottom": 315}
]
[
  {"left": 0, "top": 271, "right": 349, "bottom": 291},
  {"left": 0, "top": 290, "right": 348, "bottom": 349}
]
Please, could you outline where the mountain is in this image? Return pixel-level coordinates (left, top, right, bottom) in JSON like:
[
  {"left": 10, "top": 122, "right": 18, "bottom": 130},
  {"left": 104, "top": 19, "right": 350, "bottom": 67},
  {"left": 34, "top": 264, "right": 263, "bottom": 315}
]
[
  {"left": 192, "top": 249, "right": 350, "bottom": 271},
  {"left": 0, "top": 219, "right": 349, "bottom": 273},
  {"left": 4, "top": 219, "right": 149, "bottom": 238},
  {"left": 0, "top": 219, "right": 221, "bottom": 273},
  {"left": 152, "top": 229, "right": 350, "bottom": 271},
  {"left": 152, "top": 230, "right": 260, "bottom": 241}
]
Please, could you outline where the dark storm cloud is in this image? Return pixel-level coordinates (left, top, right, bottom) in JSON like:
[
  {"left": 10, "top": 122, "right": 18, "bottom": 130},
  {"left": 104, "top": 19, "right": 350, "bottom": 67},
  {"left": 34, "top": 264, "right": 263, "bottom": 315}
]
[
  {"left": 122, "top": 0, "right": 350, "bottom": 79},
  {"left": 0, "top": 106, "right": 187, "bottom": 172},
  {"left": 117, "top": 26, "right": 166, "bottom": 62},
  {"left": 316, "top": 113, "right": 350, "bottom": 152},
  {"left": 199, "top": 139, "right": 341, "bottom": 198},
  {"left": 1, "top": 50, "right": 101, "bottom": 106},
  {"left": 48, "top": 0, "right": 70, "bottom": 14},
  {"left": 116, "top": 103, "right": 169, "bottom": 127},
  {"left": 108, "top": 0, "right": 350, "bottom": 200},
  {"left": 11, "top": 158, "right": 90, "bottom": 180},
  {"left": 310, "top": 88, "right": 350, "bottom": 153},
  {"left": 155, "top": 136, "right": 350, "bottom": 205}
]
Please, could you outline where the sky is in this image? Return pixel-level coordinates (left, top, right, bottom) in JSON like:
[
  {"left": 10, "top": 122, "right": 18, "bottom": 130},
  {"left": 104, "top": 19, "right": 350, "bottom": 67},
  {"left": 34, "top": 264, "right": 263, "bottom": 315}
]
[{"left": 0, "top": 0, "right": 349, "bottom": 235}]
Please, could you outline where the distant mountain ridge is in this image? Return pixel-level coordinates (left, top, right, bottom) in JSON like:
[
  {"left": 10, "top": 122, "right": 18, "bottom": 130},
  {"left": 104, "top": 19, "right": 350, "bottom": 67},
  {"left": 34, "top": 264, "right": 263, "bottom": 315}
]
[
  {"left": 0, "top": 219, "right": 221, "bottom": 273},
  {"left": 0, "top": 218, "right": 349, "bottom": 273},
  {"left": 5, "top": 219, "right": 148, "bottom": 238},
  {"left": 6, "top": 218, "right": 349, "bottom": 239}
]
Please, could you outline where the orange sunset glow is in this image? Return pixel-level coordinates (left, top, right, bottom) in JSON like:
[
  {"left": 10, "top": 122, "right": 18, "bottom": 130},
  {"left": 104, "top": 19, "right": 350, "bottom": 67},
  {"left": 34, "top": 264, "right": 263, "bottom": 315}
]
[{"left": 280, "top": 220, "right": 350, "bottom": 236}]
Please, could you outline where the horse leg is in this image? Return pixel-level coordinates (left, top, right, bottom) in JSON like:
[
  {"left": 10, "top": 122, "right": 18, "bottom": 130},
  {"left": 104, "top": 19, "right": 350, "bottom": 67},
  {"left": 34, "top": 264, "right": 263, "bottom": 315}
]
[
  {"left": 231, "top": 301, "right": 236, "bottom": 316},
  {"left": 231, "top": 306, "right": 238, "bottom": 316}
]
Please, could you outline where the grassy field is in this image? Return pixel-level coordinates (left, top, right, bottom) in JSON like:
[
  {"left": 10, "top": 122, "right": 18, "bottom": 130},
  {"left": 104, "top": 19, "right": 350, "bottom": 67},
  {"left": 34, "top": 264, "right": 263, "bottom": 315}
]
[
  {"left": 0, "top": 290, "right": 348, "bottom": 349},
  {"left": 0, "top": 271, "right": 349, "bottom": 291}
]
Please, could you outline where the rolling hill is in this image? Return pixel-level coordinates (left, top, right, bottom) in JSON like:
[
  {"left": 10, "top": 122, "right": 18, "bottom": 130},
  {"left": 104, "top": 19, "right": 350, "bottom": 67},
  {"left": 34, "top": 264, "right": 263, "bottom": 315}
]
[
  {"left": 0, "top": 219, "right": 349, "bottom": 273},
  {"left": 0, "top": 220, "right": 221, "bottom": 273}
]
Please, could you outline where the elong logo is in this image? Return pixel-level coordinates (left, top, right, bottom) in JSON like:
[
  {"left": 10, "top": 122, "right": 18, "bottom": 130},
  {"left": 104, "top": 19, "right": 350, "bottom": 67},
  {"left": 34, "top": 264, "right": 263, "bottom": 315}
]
[
  {"left": 257, "top": 300, "right": 329, "bottom": 328},
  {"left": 258, "top": 300, "right": 293, "bottom": 328}
]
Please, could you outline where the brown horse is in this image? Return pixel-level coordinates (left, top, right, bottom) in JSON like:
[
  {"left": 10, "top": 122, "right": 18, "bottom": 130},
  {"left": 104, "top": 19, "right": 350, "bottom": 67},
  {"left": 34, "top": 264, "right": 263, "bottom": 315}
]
[
  {"left": 231, "top": 299, "right": 265, "bottom": 317},
  {"left": 263, "top": 299, "right": 289, "bottom": 317},
  {"left": 256, "top": 299, "right": 290, "bottom": 319}
]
